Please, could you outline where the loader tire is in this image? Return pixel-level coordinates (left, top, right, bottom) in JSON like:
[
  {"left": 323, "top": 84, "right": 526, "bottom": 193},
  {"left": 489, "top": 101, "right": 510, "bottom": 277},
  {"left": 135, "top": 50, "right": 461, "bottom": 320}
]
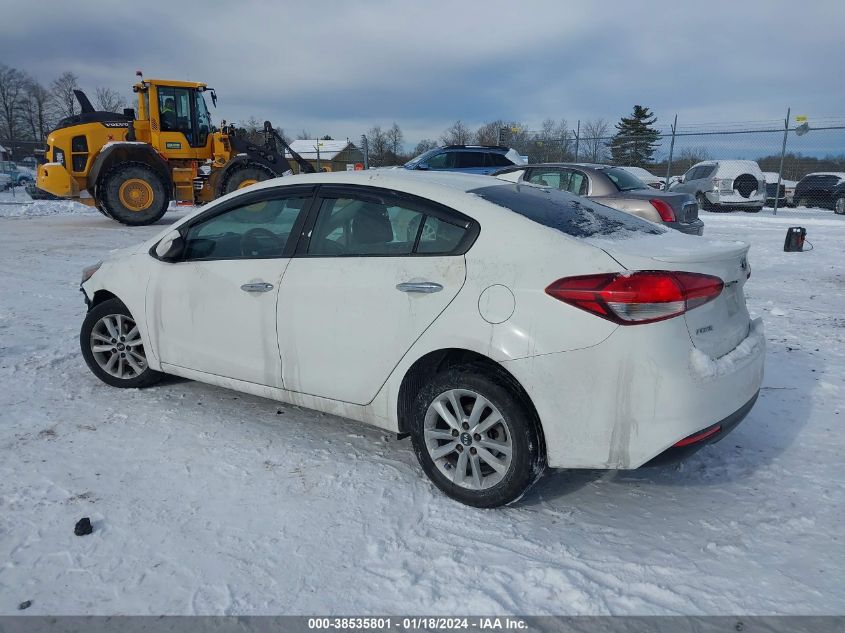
[
  {"left": 222, "top": 164, "right": 276, "bottom": 195},
  {"left": 100, "top": 163, "right": 170, "bottom": 226}
]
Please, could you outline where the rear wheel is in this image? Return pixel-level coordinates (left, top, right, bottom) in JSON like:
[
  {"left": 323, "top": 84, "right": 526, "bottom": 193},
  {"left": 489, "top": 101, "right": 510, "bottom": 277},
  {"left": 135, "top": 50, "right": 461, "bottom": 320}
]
[
  {"left": 797, "top": 197, "right": 810, "bottom": 208},
  {"left": 80, "top": 298, "right": 162, "bottom": 389},
  {"left": 410, "top": 366, "right": 544, "bottom": 507},
  {"left": 100, "top": 163, "right": 169, "bottom": 226},
  {"left": 743, "top": 206, "right": 762, "bottom": 213},
  {"left": 222, "top": 164, "right": 276, "bottom": 194},
  {"left": 834, "top": 195, "right": 845, "bottom": 215},
  {"left": 696, "top": 192, "right": 711, "bottom": 211}
]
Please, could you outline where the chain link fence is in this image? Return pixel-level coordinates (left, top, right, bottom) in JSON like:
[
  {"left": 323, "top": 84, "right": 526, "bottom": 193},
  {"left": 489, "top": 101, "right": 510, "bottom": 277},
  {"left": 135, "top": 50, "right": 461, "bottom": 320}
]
[{"left": 502, "top": 114, "right": 845, "bottom": 216}]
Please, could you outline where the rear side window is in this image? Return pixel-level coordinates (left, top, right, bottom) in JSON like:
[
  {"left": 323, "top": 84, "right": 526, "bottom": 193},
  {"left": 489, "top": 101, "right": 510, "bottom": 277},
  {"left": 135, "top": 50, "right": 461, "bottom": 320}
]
[
  {"left": 486, "top": 153, "right": 515, "bottom": 167},
  {"left": 800, "top": 175, "right": 841, "bottom": 188},
  {"left": 469, "top": 184, "right": 665, "bottom": 238},
  {"left": 526, "top": 168, "right": 563, "bottom": 189},
  {"left": 456, "top": 152, "right": 486, "bottom": 168}
]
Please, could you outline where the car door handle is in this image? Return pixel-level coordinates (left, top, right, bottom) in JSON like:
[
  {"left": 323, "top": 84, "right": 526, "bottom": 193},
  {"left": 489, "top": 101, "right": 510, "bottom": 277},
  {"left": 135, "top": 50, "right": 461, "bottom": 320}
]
[
  {"left": 240, "top": 282, "right": 274, "bottom": 293},
  {"left": 396, "top": 281, "right": 443, "bottom": 294}
]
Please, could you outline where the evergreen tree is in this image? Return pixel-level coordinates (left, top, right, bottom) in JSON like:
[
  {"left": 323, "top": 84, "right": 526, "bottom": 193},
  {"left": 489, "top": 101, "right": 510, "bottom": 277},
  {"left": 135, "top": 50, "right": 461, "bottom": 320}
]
[{"left": 609, "top": 105, "right": 660, "bottom": 167}]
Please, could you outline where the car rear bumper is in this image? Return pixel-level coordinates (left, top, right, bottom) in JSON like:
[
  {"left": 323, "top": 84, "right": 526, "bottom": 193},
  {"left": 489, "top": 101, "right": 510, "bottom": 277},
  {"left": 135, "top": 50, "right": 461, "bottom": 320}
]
[
  {"left": 669, "top": 218, "right": 704, "bottom": 235},
  {"left": 705, "top": 194, "right": 764, "bottom": 208},
  {"left": 641, "top": 390, "right": 758, "bottom": 466},
  {"left": 503, "top": 316, "right": 765, "bottom": 470}
]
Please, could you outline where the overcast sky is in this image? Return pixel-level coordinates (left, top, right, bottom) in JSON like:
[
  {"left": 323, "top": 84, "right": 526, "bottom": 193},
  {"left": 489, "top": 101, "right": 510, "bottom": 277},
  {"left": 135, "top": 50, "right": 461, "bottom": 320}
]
[{"left": 2, "top": 0, "right": 843, "bottom": 148}]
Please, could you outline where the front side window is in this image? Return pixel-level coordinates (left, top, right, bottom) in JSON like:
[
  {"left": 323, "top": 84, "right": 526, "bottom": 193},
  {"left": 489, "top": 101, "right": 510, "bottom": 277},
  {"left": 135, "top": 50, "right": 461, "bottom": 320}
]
[
  {"left": 194, "top": 91, "right": 212, "bottom": 147},
  {"left": 183, "top": 194, "right": 309, "bottom": 260},
  {"left": 157, "top": 86, "right": 193, "bottom": 142},
  {"left": 307, "top": 194, "right": 470, "bottom": 256},
  {"left": 487, "top": 153, "right": 514, "bottom": 167},
  {"left": 425, "top": 152, "right": 455, "bottom": 169}
]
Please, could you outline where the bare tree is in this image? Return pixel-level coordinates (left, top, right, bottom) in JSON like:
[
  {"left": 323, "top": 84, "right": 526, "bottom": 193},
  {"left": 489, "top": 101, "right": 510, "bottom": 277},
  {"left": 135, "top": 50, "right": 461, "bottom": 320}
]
[
  {"left": 581, "top": 118, "right": 610, "bottom": 163},
  {"left": 441, "top": 120, "right": 471, "bottom": 145},
  {"left": 51, "top": 71, "right": 80, "bottom": 119},
  {"left": 675, "top": 147, "right": 710, "bottom": 173},
  {"left": 0, "top": 64, "right": 26, "bottom": 143},
  {"left": 22, "top": 77, "right": 53, "bottom": 141},
  {"left": 413, "top": 139, "right": 438, "bottom": 155},
  {"left": 296, "top": 129, "right": 311, "bottom": 140},
  {"left": 238, "top": 116, "right": 265, "bottom": 144},
  {"left": 365, "top": 125, "right": 389, "bottom": 166},
  {"left": 94, "top": 86, "right": 127, "bottom": 113},
  {"left": 474, "top": 120, "right": 504, "bottom": 145},
  {"left": 386, "top": 122, "right": 404, "bottom": 158}
]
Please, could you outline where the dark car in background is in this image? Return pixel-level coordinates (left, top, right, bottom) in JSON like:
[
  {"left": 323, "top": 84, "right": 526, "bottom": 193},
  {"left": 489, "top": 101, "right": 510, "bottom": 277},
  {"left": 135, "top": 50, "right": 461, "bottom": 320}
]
[
  {"left": 404, "top": 145, "right": 525, "bottom": 175},
  {"left": 493, "top": 163, "right": 704, "bottom": 235},
  {"left": 793, "top": 173, "right": 845, "bottom": 213}
]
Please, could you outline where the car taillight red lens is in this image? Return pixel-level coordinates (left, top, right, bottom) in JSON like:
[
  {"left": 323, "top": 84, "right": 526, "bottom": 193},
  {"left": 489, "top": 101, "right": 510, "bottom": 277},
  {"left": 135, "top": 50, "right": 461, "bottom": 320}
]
[
  {"left": 545, "top": 271, "right": 724, "bottom": 325},
  {"left": 650, "top": 199, "right": 675, "bottom": 222}
]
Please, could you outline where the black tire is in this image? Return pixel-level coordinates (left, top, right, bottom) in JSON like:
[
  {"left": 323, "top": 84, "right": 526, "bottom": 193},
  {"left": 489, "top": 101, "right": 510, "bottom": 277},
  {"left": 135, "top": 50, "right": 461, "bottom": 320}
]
[
  {"left": 410, "top": 365, "right": 544, "bottom": 508},
  {"left": 696, "top": 192, "right": 711, "bottom": 212},
  {"left": 834, "top": 195, "right": 845, "bottom": 215},
  {"left": 80, "top": 298, "right": 162, "bottom": 389},
  {"left": 743, "top": 206, "right": 762, "bottom": 213},
  {"left": 797, "top": 197, "right": 810, "bottom": 209},
  {"left": 222, "top": 164, "right": 276, "bottom": 195},
  {"left": 99, "top": 162, "right": 169, "bottom": 226}
]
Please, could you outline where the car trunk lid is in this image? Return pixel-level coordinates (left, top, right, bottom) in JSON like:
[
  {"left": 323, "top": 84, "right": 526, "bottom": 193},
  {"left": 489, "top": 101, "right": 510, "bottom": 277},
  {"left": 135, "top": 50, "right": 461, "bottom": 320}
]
[{"left": 589, "top": 234, "right": 752, "bottom": 358}]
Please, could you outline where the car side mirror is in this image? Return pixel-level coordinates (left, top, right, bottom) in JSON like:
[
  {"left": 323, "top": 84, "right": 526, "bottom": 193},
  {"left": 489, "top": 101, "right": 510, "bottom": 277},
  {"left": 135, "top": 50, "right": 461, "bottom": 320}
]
[
  {"left": 154, "top": 230, "right": 185, "bottom": 262},
  {"left": 416, "top": 163, "right": 430, "bottom": 171}
]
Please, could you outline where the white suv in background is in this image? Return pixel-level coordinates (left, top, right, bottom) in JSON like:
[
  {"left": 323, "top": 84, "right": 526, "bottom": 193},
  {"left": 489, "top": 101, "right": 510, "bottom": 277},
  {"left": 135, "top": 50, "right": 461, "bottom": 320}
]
[{"left": 671, "top": 160, "right": 766, "bottom": 212}]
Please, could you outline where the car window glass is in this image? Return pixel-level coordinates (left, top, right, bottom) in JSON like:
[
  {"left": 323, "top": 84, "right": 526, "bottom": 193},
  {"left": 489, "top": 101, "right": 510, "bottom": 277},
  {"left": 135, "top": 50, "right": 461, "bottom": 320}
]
[
  {"left": 603, "top": 167, "right": 648, "bottom": 191},
  {"left": 456, "top": 152, "right": 486, "bottom": 168},
  {"left": 699, "top": 166, "right": 715, "bottom": 179},
  {"left": 487, "top": 153, "right": 513, "bottom": 167},
  {"left": 685, "top": 167, "right": 699, "bottom": 181},
  {"left": 157, "top": 86, "right": 193, "bottom": 140},
  {"left": 527, "top": 169, "right": 562, "bottom": 189},
  {"left": 415, "top": 216, "right": 467, "bottom": 254},
  {"left": 470, "top": 183, "right": 664, "bottom": 237},
  {"left": 184, "top": 195, "right": 309, "bottom": 260},
  {"left": 426, "top": 152, "right": 452, "bottom": 169},
  {"left": 566, "top": 172, "right": 588, "bottom": 195},
  {"left": 308, "top": 197, "right": 424, "bottom": 256}
]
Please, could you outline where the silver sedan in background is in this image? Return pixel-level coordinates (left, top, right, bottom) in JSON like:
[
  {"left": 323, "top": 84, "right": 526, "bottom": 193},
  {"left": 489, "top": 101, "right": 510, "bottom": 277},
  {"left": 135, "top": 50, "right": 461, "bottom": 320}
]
[{"left": 494, "top": 163, "right": 704, "bottom": 235}]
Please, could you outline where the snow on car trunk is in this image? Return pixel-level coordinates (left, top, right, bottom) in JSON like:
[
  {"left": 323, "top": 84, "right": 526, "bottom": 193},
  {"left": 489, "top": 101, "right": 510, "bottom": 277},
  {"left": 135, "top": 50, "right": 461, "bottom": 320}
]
[{"left": 589, "top": 232, "right": 753, "bottom": 359}]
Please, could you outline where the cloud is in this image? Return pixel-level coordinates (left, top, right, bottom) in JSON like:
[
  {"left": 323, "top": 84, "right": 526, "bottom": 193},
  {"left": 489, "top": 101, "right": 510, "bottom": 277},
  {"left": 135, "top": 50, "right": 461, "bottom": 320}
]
[{"left": 1, "top": 0, "right": 843, "bottom": 148}]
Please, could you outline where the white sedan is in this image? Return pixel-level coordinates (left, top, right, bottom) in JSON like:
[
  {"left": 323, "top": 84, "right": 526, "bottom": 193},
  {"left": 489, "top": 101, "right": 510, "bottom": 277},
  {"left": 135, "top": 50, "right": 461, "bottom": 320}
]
[{"left": 79, "top": 171, "right": 765, "bottom": 507}]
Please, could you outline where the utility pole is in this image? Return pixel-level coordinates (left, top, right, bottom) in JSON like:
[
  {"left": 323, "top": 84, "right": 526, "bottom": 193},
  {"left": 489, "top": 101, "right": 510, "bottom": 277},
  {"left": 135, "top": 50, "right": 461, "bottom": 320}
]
[
  {"left": 573, "top": 120, "right": 580, "bottom": 162},
  {"left": 773, "top": 107, "right": 790, "bottom": 216},
  {"left": 664, "top": 114, "right": 678, "bottom": 190}
]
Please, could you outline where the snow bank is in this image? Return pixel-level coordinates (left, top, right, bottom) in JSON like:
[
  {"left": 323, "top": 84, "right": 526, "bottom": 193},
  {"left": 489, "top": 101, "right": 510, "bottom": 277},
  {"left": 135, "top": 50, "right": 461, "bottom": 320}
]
[
  {"left": 0, "top": 199, "right": 95, "bottom": 218},
  {"left": 690, "top": 317, "right": 765, "bottom": 380}
]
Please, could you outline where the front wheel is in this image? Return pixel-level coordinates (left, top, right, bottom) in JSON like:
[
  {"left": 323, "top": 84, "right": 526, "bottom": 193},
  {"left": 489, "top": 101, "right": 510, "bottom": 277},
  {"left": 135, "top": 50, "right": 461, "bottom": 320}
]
[
  {"left": 410, "top": 366, "right": 544, "bottom": 507},
  {"left": 222, "top": 164, "right": 276, "bottom": 194},
  {"left": 80, "top": 298, "right": 162, "bottom": 389},
  {"left": 99, "top": 163, "right": 170, "bottom": 226},
  {"left": 835, "top": 195, "right": 845, "bottom": 215}
]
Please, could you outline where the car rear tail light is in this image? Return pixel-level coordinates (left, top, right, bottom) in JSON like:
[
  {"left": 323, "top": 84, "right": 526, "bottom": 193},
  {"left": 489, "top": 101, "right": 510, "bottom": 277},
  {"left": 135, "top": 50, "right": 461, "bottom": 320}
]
[
  {"left": 545, "top": 271, "right": 724, "bottom": 325},
  {"left": 649, "top": 199, "right": 676, "bottom": 222}
]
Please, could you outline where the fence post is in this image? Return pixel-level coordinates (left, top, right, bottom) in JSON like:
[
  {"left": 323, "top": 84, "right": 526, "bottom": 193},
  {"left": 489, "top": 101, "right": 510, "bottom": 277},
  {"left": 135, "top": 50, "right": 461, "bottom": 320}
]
[
  {"left": 574, "top": 120, "right": 580, "bottom": 162},
  {"left": 664, "top": 114, "right": 677, "bottom": 189},
  {"left": 773, "top": 107, "right": 790, "bottom": 216}
]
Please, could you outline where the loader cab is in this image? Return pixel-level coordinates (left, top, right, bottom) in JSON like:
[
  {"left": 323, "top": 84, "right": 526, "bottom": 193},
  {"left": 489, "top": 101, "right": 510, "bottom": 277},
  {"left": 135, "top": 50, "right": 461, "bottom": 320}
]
[{"left": 136, "top": 80, "right": 214, "bottom": 159}]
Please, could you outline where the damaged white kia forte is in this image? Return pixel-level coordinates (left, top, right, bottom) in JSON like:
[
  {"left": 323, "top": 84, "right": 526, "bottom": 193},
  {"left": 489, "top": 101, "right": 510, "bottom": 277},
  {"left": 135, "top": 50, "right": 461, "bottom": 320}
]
[{"left": 79, "top": 170, "right": 765, "bottom": 507}]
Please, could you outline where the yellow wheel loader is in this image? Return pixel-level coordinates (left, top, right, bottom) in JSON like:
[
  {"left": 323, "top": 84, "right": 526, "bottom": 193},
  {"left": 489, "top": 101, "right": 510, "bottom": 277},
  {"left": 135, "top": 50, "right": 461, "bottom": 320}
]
[{"left": 35, "top": 76, "right": 315, "bottom": 225}]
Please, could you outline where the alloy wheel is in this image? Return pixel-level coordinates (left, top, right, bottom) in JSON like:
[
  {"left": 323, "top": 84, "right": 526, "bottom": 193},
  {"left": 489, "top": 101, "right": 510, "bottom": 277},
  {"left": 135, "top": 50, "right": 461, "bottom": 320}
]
[
  {"left": 89, "top": 314, "right": 147, "bottom": 379},
  {"left": 423, "top": 389, "right": 513, "bottom": 490}
]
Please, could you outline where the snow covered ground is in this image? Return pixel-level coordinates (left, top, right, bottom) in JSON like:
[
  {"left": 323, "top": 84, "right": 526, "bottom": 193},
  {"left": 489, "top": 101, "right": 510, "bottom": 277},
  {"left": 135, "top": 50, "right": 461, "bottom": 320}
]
[{"left": 0, "top": 194, "right": 843, "bottom": 615}]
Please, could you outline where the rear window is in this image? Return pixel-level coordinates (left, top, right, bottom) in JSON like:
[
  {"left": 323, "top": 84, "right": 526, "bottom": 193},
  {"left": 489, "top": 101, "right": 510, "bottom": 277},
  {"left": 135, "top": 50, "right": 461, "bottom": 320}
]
[
  {"left": 603, "top": 167, "right": 649, "bottom": 192},
  {"left": 799, "top": 175, "right": 842, "bottom": 188},
  {"left": 469, "top": 184, "right": 665, "bottom": 238}
]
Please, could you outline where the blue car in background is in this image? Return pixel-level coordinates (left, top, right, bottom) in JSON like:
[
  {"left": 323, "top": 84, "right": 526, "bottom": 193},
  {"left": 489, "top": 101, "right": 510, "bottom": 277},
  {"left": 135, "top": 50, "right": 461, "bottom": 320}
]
[{"left": 404, "top": 145, "right": 526, "bottom": 175}]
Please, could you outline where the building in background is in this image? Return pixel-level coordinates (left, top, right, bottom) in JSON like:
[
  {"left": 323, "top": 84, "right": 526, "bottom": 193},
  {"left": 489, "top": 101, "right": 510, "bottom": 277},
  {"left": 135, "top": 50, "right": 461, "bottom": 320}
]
[{"left": 286, "top": 140, "right": 365, "bottom": 172}]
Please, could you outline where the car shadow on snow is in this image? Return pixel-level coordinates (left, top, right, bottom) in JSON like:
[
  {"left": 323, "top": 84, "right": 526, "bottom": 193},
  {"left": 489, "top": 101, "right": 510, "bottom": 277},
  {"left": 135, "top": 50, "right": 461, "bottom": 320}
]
[{"left": 520, "top": 344, "right": 821, "bottom": 505}]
